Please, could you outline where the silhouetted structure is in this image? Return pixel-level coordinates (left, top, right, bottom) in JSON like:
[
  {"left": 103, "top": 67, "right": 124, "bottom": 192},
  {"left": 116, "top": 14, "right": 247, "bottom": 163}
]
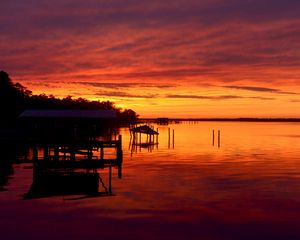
[
  {"left": 24, "top": 134, "right": 123, "bottom": 199},
  {"left": 0, "top": 70, "right": 132, "bottom": 198},
  {"left": 19, "top": 109, "right": 123, "bottom": 198},
  {"left": 19, "top": 109, "right": 118, "bottom": 141},
  {"left": 156, "top": 118, "right": 169, "bottom": 125},
  {"left": 129, "top": 125, "right": 159, "bottom": 153},
  {"left": 0, "top": 70, "right": 138, "bottom": 128}
]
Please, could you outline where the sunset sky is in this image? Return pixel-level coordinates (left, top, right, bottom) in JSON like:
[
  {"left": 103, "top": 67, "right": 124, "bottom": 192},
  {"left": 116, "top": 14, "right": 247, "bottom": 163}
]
[{"left": 1, "top": 0, "right": 300, "bottom": 118}]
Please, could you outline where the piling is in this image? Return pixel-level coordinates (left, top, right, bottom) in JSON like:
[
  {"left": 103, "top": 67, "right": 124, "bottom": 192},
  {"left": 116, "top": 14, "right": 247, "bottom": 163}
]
[
  {"left": 100, "top": 147, "right": 104, "bottom": 160},
  {"left": 117, "top": 135, "right": 123, "bottom": 161},
  {"left": 118, "top": 163, "right": 122, "bottom": 179},
  {"left": 33, "top": 145, "right": 38, "bottom": 162},
  {"left": 218, "top": 130, "right": 220, "bottom": 148},
  {"left": 139, "top": 132, "right": 141, "bottom": 144},
  {"left": 172, "top": 129, "right": 175, "bottom": 148},
  {"left": 108, "top": 166, "right": 112, "bottom": 194},
  {"left": 43, "top": 146, "right": 49, "bottom": 161},
  {"left": 54, "top": 146, "right": 59, "bottom": 161},
  {"left": 168, "top": 128, "right": 170, "bottom": 148}
]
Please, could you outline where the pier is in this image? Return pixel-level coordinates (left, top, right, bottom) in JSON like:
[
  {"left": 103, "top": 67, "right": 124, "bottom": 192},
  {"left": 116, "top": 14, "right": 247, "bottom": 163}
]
[
  {"left": 25, "top": 139, "right": 122, "bottom": 199},
  {"left": 24, "top": 136, "right": 123, "bottom": 199},
  {"left": 30, "top": 135, "right": 123, "bottom": 164},
  {"left": 18, "top": 109, "right": 123, "bottom": 198}
]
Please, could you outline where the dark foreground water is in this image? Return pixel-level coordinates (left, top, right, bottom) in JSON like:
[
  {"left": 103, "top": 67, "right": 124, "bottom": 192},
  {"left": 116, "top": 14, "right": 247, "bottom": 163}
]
[{"left": 1, "top": 122, "right": 300, "bottom": 240}]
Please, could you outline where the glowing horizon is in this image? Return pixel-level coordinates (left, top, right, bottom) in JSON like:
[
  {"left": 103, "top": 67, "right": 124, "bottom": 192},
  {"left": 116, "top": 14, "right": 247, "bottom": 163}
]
[{"left": 1, "top": 0, "right": 300, "bottom": 118}]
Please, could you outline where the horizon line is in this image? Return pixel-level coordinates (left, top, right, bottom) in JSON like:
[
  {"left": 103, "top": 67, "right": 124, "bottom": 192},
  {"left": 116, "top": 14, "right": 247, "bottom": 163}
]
[{"left": 139, "top": 117, "right": 300, "bottom": 122}]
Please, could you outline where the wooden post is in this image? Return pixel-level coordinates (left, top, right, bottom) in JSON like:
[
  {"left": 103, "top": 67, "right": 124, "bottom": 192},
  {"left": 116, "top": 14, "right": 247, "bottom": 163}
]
[
  {"left": 63, "top": 146, "right": 66, "bottom": 161},
  {"left": 118, "top": 163, "right": 122, "bottom": 179},
  {"left": 108, "top": 166, "right": 112, "bottom": 195},
  {"left": 33, "top": 145, "right": 38, "bottom": 162},
  {"left": 168, "top": 128, "right": 170, "bottom": 148},
  {"left": 88, "top": 147, "right": 92, "bottom": 161},
  {"left": 100, "top": 146, "right": 104, "bottom": 160},
  {"left": 156, "top": 128, "right": 158, "bottom": 144},
  {"left": 218, "top": 130, "right": 220, "bottom": 148},
  {"left": 54, "top": 146, "right": 59, "bottom": 161},
  {"left": 129, "top": 134, "right": 132, "bottom": 150},
  {"left": 172, "top": 129, "right": 175, "bottom": 148},
  {"left": 212, "top": 129, "right": 215, "bottom": 146},
  {"left": 117, "top": 135, "right": 123, "bottom": 161},
  {"left": 132, "top": 132, "right": 135, "bottom": 144},
  {"left": 70, "top": 146, "right": 75, "bottom": 161},
  {"left": 32, "top": 145, "right": 40, "bottom": 182},
  {"left": 108, "top": 128, "right": 112, "bottom": 141},
  {"left": 43, "top": 146, "right": 49, "bottom": 161}
]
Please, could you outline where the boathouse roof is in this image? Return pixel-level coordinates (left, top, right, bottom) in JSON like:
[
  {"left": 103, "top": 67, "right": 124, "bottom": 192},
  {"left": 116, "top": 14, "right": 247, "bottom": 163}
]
[
  {"left": 130, "top": 125, "right": 159, "bottom": 135},
  {"left": 19, "top": 110, "right": 117, "bottom": 119}
]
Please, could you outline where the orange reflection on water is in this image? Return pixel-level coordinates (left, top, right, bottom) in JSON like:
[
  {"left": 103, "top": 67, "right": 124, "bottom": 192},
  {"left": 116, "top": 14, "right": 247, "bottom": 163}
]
[
  {"left": 1, "top": 122, "right": 300, "bottom": 240},
  {"left": 116, "top": 122, "right": 300, "bottom": 220}
]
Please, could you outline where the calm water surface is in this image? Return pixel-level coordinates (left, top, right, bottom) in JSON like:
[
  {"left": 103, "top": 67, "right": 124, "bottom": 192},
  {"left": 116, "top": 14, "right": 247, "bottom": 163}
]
[{"left": 1, "top": 122, "right": 300, "bottom": 240}]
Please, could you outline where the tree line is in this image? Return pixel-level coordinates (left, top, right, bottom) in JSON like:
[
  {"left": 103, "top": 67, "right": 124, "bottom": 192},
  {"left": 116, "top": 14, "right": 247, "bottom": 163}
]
[{"left": 0, "top": 71, "right": 138, "bottom": 125}]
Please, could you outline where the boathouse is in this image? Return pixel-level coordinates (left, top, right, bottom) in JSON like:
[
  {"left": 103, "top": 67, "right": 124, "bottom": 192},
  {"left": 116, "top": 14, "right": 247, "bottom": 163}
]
[
  {"left": 20, "top": 110, "right": 123, "bottom": 198},
  {"left": 130, "top": 124, "right": 159, "bottom": 146},
  {"left": 19, "top": 109, "right": 117, "bottom": 124},
  {"left": 19, "top": 109, "right": 118, "bottom": 140}
]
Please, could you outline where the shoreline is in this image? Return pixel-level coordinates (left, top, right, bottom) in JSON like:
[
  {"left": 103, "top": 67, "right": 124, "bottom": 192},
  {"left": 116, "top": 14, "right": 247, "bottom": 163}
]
[{"left": 139, "top": 118, "right": 300, "bottom": 122}]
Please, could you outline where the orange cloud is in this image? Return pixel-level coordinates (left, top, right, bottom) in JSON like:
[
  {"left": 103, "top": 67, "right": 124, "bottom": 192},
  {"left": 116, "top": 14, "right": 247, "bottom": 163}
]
[{"left": 1, "top": 0, "right": 300, "bottom": 117}]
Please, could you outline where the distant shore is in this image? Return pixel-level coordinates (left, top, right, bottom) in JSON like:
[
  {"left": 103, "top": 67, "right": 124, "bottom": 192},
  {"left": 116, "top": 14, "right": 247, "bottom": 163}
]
[{"left": 140, "top": 118, "right": 300, "bottom": 122}]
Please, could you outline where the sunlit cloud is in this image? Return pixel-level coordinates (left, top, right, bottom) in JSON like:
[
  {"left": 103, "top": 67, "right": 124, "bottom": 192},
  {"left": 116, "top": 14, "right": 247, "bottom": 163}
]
[{"left": 1, "top": 0, "right": 300, "bottom": 117}]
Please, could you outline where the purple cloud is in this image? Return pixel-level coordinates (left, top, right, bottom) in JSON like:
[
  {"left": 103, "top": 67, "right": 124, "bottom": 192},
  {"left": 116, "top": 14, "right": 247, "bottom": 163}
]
[
  {"left": 223, "top": 86, "right": 298, "bottom": 95},
  {"left": 1, "top": 0, "right": 300, "bottom": 88},
  {"left": 166, "top": 94, "right": 275, "bottom": 101}
]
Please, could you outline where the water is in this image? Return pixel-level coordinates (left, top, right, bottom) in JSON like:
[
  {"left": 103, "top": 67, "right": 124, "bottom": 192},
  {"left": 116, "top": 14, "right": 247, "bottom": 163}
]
[{"left": 1, "top": 122, "right": 300, "bottom": 240}]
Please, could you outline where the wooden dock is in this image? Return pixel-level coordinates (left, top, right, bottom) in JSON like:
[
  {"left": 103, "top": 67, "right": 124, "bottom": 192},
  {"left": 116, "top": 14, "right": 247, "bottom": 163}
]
[
  {"left": 23, "top": 135, "right": 123, "bottom": 199},
  {"left": 30, "top": 135, "right": 123, "bottom": 164}
]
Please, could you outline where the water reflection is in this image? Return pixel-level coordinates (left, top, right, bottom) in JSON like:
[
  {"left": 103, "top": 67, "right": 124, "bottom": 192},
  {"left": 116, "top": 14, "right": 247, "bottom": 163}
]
[
  {"left": 1, "top": 122, "right": 300, "bottom": 240},
  {"left": 212, "top": 129, "right": 221, "bottom": 148},
  {"left": 0, "top": 160, "right": 13, "bottom": 191},
  {"left": 0, "top": 126, "right": 124, "bottom": 199},
  {"left": 24, "top": 165, "right": 116, "bottom": 199},
  {"left": 0, "top": 142, "right": 19, "bottom": 191}
]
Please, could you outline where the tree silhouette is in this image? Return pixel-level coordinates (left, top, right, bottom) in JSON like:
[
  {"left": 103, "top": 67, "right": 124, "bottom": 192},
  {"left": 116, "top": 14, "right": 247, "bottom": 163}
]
[
  {"left": 0, "top": 71, "right": 25, "bottom": 120},
  {"left": 0, "top": 70, "right": 138, "bottom": 125}
]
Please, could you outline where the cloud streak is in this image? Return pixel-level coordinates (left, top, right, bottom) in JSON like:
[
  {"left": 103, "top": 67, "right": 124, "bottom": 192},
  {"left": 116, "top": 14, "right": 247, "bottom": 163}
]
[
  {"left": 96, "top": 91, "right": 158, "bottom": 99},
  {"left": 72, "top": 82, "right": 176, "bottom": 89},
  {"left": 2, "top": 0, "right": 300, "bottom": 78},
  {"left": 93, "top": 92, "right": 276, "bottom": 101},
  {"left": 1, "top": 0, "right": 299, "bottom": 117},
  {"left": 223, "top": 85, "right": 298, "bottom": 95},
  {"left": 165, "top": 94, "right": 275, "bottom": 101}
]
